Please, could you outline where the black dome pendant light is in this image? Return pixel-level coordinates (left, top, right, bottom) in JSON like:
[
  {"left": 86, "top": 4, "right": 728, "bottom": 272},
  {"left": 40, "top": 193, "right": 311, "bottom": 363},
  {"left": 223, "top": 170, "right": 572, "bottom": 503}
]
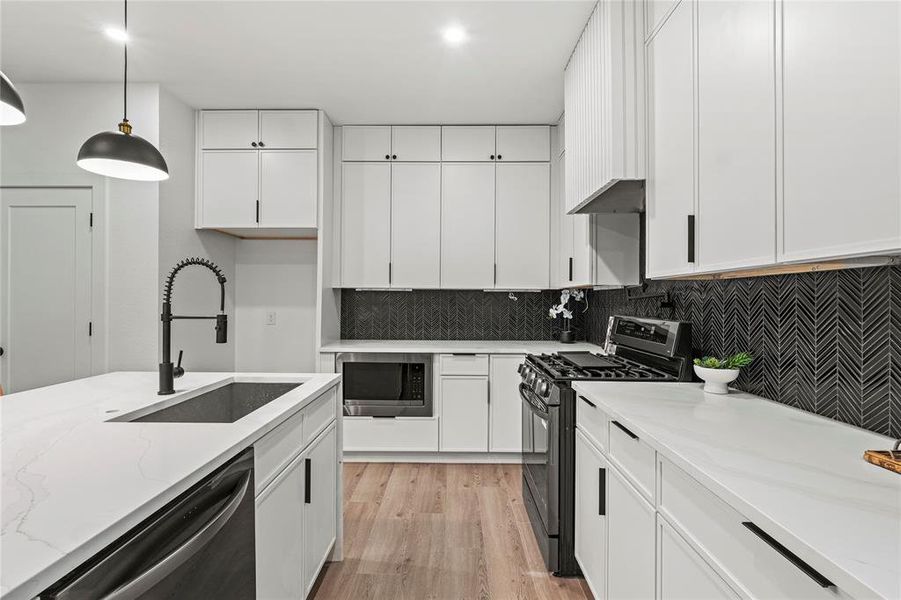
[
  {"left": 0, "top": 71, "right": 26, "bottom": 125},
  {"left": 77, "top": 0, "right": 168, "bottom": 181}
]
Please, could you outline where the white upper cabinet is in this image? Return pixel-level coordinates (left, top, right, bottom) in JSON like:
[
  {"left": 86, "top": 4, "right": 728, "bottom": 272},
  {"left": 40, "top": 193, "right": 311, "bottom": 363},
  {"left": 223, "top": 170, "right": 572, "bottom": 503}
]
[
  {"left": 200, "top": 151, "right": 259, "bottom": 227},
  {"left": 495, "top": 126, "right": 550, "bottom": 162},
  {"left": 201, "top": 110, "right": 259, "bottom": 149},
  {"left": 696, "top": 0, "right": 775, "bottom": 272},
  {"left": 391, "top": 126, "right": 441, "bottom": 161},
  {"left": 258, "top": 110, "right": 318, "bottom": 149},
  {"left": 259, "top": 150, "right": 317, "bottom": 228},
  {"left": 441, "top": 126, "right": 497, "bottom": 161},
  {"left": 391, "top": 163, "right": 441, "bottom": 288},
  {"left": 495, "top": 163, "right": 550, "bottom": 289},
  {"left": 781, "top": 1, "right": 901, "bottom": 262},
  {"left": 564, "top": 0, "right": 644, "bottom": 213},
  {"left": 646, "top": 0, "right": 695, "bottom": 278},
  {"left": 441, "top": 163, "right": 496, "bottom": 288},
  {"left": 342, "top": 126, "right": 392, "bottom": 161},
  {"left": 341, "top": 163, "right": 391, "bottom": 287}
]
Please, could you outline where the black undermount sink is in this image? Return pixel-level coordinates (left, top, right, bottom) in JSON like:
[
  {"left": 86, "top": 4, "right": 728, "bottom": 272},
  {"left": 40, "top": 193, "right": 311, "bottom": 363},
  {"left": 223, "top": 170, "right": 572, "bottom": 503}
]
[{"left": 128, "top": 382, "right": 302, "bottom": 423}]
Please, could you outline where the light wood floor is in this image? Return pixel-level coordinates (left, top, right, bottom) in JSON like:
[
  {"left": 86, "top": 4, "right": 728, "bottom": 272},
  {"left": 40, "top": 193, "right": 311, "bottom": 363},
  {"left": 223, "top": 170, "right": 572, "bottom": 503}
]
[{"left": 312, "top": 463, "right": 591, "bottom": 600}]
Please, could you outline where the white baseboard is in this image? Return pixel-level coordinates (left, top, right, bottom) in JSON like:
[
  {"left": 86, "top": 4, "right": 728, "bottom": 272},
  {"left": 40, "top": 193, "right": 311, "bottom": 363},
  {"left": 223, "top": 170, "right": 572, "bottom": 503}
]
[{"left": 343, "top": 451, "right": 522, "bottom": 464}]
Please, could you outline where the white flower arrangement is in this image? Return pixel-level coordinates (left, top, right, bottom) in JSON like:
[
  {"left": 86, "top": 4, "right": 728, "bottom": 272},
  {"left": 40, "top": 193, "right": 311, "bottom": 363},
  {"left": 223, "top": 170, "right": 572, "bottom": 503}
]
[{"left": 548, "top": 289, "right": 587, "bottom": 321}]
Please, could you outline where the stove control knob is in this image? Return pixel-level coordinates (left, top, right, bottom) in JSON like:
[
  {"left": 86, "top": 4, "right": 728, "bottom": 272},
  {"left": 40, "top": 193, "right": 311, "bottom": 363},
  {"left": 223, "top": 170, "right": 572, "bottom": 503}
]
[
  {"left": 535, "top": 379, "right": 549, "bottom": 397},
  {"left": 525, "top": 370, "right": 537, "bottom": 385},
  {"left": 517, "top": 363, "right": 526, "bottom": 375}
]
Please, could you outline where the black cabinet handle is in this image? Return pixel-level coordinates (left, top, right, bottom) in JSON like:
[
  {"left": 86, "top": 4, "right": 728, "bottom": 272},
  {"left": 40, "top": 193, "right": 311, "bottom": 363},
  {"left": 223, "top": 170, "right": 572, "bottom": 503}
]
[
  {"left": 687, "top": 215, "right": 696, "bottom": 263},
  {"left": 490, "top": 154, "right": 495, "bottom": 160},
  {"left": 612, "top": 420, "right": 638, "bottom": 440},
  {"left": 251, "top": 142, "right": 257, "bottom": 147},
  {"left": 568, "top": 257, "right": 573, "bottom": 281},
  {"left": 580, "top": 395, "right": 596, "bottom": 408},
  {"left": 392, "top": 154, "right": 397, "bottom": 160},
  {"left": 497, "top": 154, "right": 503, "bottom": 160},
  {"left": 598, "top": 467, "right": 606, "bottom": 515},
  {"left": 304, "top": 458, "right": 312, "bottom": 504},
  {"left": 741, "top": 522, "right": 834, "bottom": 588},
  {"left": 0, "top": 346, "right": 4, "bottom": 357},
  {"left": 451, "top": 353, "right": 477, "bottom": 356},
  {"left": 385, "top": 154, "right": 391, "bottom": 160},
  {"left": 255, "top": 200, "right": 260, "bottom": 223},
  {"left": 258, "top": 141, "right": 265, "bottom": 147}
]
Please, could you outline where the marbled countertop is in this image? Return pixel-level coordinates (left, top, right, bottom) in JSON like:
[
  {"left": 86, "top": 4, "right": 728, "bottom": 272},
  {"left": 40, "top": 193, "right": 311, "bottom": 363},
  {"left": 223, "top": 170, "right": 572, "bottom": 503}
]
[
  {"left": 572, "top": 381, "right": 901, "bottom": 600},
  {"left": 1, "top": 371, "right": 341, "bottom": 600},
  {"left": 320, "top": 339, "right": 603, "bottom": 354}
]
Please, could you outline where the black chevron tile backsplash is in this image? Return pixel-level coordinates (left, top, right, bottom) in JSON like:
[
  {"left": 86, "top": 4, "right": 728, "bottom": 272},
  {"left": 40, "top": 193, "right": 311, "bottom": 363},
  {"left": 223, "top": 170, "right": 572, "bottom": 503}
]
[{"left": 583, "top": 266, "right": 901, "bottom": 439}]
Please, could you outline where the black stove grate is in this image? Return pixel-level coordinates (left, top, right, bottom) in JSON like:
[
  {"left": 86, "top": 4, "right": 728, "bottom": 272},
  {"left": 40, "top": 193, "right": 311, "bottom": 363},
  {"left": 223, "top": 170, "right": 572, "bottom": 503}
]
[{"left": 529, "top": 352, "right": 673, "bottom": 382}]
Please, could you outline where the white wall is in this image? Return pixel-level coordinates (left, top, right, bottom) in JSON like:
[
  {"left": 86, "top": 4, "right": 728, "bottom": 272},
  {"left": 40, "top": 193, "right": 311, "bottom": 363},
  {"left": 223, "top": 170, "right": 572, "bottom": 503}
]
[
  {"left": 0, "top": 83, "right": 161, "bottom": 372},
  {"left": 158, "top": 90, "right": 236, "bottom": 372},
  {"left": 235, "top": 240, "right": 317, "bottom": 372}
]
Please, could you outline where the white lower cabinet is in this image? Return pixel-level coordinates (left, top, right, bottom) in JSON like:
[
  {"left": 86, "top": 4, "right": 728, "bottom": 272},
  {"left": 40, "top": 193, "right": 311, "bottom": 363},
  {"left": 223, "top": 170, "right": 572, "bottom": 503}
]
[
  {"left": 658, "top": 518, "right": 739, "bottom": 600},
  {"left": 440, "top": 376, "right": 489, "bottom": 452},
  {"left": 607, "top": 464, "right": 656, "bottom": 600},
  {"left": 488, "top": 355, "right": 525, "bottom": 452},
  {"left": 256, "top": 451, "right": 305, "bottom": 600},
  {"left": 575, "top": 429, "right": 608, "bottom": 600},
  {"left": 303, "top": 424, "right": 338, "bottom": 597}
]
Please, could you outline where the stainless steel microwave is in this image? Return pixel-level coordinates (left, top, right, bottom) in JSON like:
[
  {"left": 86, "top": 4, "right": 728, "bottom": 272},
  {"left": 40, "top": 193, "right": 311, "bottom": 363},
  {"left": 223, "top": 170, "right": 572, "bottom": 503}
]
[{"left": 336, "top": 353, "right": 433, "bottom": 417}]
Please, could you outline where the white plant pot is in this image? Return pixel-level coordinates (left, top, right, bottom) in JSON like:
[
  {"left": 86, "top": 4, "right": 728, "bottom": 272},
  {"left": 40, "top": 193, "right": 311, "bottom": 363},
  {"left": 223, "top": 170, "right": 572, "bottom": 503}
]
[{"left": 693, "top": 366, "right": 740, "bottom": 395}]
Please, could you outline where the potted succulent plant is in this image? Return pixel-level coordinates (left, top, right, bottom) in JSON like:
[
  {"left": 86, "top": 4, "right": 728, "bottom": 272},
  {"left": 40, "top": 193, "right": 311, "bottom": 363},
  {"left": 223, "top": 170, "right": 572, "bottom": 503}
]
[
  {"left": 693, "top": 352, "right": 753, "bottom": 394},
  {"left": 549, "top": 289, "right": 587, "bottom": 344}
]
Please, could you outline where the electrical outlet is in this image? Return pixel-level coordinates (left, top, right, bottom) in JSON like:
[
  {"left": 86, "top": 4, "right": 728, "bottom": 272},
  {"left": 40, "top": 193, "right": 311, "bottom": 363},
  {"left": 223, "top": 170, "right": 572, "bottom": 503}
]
[{"left": 265, "top": 311, "right": 277, "bottom": 326}]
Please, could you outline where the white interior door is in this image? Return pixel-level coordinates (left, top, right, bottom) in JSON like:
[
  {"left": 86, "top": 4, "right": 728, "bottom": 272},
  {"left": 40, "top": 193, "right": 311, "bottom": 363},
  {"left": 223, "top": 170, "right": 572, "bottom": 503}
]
[{"left": 1, "top": 187, "right": 92, "bottom": 393}]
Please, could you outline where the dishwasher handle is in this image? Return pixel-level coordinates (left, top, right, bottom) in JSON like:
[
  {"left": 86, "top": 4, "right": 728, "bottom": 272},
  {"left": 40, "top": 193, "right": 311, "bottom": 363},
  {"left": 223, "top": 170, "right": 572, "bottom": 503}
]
[{"left": 102, "top": 470, "right": 251, "bottom": 600}]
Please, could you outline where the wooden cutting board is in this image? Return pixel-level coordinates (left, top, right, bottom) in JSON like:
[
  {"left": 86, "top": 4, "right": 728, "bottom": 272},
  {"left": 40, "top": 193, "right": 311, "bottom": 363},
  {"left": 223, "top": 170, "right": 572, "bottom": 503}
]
[{"left": 863, "top": 441, "right": 901, "bottom": 475}]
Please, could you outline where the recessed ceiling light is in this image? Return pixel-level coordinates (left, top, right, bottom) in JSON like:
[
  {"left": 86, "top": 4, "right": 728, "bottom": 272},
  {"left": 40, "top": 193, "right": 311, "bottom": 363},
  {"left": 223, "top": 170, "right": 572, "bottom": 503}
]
[
  {"left": 442, "top": 25, "right": 468, "bottom": 46},
  {"left": 104, "top": 26, "right": 129, "bottom": 43}
]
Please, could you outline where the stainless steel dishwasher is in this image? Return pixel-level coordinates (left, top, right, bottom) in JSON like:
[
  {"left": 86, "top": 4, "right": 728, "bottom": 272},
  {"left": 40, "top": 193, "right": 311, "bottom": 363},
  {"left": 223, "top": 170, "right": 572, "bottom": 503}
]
[{"left": 39, "top": 448, "right": 256, "bottom": 599}]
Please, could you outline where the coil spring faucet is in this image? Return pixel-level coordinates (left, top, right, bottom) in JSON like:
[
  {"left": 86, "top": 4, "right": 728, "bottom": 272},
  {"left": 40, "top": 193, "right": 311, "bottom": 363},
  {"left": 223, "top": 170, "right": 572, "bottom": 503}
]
[{"left": 159, "top": 257, "right": 227, "bottom": 395}]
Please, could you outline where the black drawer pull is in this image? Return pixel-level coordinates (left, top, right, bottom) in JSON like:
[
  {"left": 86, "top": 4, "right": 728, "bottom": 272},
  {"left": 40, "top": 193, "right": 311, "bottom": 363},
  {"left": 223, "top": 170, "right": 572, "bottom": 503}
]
[
  {"left": 451, "top": 353, "right": 477, "bottom": 356},
  {"left": 580, "top": 395, "right": 597, "bottom": 408},
  {"left": 612, "top": 420, "right": 638, "bottom": 440},
  {"left": 304, "top": 458, "right": 312, "bottom": 504},
  {"left": 741, "top": 522, "right": 834, "bottom": 588},
  {"left": 687, "top": 214, "right": 696, "bottom": 263},
  {"left": 598, "top": 467, "right": 606, "bottom": 516}
]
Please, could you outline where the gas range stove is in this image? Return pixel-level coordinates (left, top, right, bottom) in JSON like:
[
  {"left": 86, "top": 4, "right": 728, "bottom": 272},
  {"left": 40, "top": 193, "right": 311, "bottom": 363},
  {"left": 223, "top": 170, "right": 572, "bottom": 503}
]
[{"left": 527, "top": 351, "right": 674, "bottom": 382}]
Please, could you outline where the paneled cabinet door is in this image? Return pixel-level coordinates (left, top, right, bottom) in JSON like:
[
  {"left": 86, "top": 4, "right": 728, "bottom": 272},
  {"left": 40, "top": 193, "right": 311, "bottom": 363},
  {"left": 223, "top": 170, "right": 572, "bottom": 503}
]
[
  {"left": 201, "top": 151, "right": 259, "bottom": 227},
  {"left": 343, "top": 126, "right": 392, "bottom": 161},
  {"left": 441, "top": 163, "right": 496, "bottom": 289},
  {"left": 256, "top": 452, "right": 305, "bottom": 600},
  {"left": 646, "top": 0, "right": 695, "bottom": 278},
  {"left": 659, "top": 519, "right": 739, "bottom": 600},
  {"left": 440, "top": 377, "right": 489, "bottom": 452},
  {"left": 342, "top": 163, "right": 391, "bottom": 287},
  {"left": 391, "top": 126, "right": 442, "bottom": 161},
  {"left": 607, "top": 465, "right": 655, "bottom": 600},
  {"left": 575, "top": 429, "right": 608, "bottom": 600},
  {"left": 391, "top": 163, "right": 441, "bottom": 288},
  {"left": 696, "top": 0, "right": 775, "bottom": 272},
  {"left": 201, "top": 110, "right": 259, "bottom": 149},
  {"left": 259, "top": 110, "right": 318, "bottom": 149},
  {"left": 488, "top": 355, "right": 525, "bottom": 452},
  {"left": 303, "top": 425, "right": 338, "bottom": 597},
  {"left": 441, "top": 126, "right": 497, "bottom": 161},
  {"left": 782, "top": 1, "right": 901, "bottom": 261},
  {"left": 495, "top": 163, "right": 550, "bottom": 289},
  {"left": 259, "top": 150, "right": 317, "bottom": 228},
  {"left": 495, "top": 126, "right": 550, "bottom": 162}
]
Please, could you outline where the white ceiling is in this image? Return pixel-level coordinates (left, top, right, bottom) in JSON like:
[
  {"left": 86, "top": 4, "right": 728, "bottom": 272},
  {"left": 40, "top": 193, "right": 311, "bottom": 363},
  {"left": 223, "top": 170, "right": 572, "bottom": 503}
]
[{"left": 0, "top": 1, "right": 595, "bottom": 124}]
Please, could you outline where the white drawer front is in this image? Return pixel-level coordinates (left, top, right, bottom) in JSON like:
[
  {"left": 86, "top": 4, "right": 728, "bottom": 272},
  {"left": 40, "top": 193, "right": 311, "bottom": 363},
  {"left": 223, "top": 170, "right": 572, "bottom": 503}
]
[
  {"left": 439, "top": 353, "right": 489, "bottom": 376},
  {"left": 576, "top": 393, "right": 609, "bottom": 451},
  {"left": 659, "top": 457, "right": 840, "bottom": 599},
  {"left": 254, "top": 408, "right": 304, "bottom": 495},
  {"left": 303, "top": 387, "right": 337, "bottom": 447},
  {"left": 609, "top": 418, "right": 656, "bottom": 502},
  {"left": 344, "top": 417, "right": 439, "bottom": 452}
]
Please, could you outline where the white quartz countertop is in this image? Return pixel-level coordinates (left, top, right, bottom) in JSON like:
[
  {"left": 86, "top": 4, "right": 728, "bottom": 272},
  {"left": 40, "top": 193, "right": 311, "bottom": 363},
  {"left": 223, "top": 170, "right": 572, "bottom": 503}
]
[
  {"left": 572, "top": 381, "right": 901, "bottom": 600},
  {"left": 0, "top": 371, "right": 341, "bottom": 600},
  {"left": 320, "top": 339, "right": 603, "bottom": 354}
]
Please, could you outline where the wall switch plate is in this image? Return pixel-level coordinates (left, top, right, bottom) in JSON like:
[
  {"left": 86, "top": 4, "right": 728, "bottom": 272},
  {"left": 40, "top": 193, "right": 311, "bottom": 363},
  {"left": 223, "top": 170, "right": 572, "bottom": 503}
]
[{"left": 265, "top": 311, "right": 277, "bottom": 326}]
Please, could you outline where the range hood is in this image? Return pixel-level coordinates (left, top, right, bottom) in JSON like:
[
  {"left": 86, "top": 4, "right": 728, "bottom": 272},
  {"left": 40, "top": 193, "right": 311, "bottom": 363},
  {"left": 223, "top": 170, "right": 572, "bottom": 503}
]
[{"left": 567, "top": 178, "right": 646, "bottom": 214}]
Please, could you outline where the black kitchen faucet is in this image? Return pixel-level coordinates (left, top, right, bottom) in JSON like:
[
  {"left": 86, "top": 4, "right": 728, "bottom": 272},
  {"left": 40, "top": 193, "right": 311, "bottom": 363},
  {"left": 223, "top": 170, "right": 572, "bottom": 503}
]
[{"left": 159, "top": 257, "right": 227, "bottom": 395}]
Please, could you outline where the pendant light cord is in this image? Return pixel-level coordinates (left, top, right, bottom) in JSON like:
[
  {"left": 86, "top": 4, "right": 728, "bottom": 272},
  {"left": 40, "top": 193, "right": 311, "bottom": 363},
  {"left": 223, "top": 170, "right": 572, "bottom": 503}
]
[{"left": 123, "top": 0, "right": 127, "bottom": 122}]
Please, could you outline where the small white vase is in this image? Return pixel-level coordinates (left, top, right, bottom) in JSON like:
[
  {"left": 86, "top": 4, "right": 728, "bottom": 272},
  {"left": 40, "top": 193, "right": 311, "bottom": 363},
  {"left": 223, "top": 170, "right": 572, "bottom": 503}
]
[{"left": 693, "top": 366, "right": 740, "bottom": 394}]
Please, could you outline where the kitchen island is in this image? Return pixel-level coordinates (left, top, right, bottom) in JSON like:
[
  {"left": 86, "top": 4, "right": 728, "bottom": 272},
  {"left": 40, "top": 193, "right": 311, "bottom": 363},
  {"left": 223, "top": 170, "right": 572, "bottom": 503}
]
[{"left": 1, "top": 371, "right": 342, "bottom": 600}]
